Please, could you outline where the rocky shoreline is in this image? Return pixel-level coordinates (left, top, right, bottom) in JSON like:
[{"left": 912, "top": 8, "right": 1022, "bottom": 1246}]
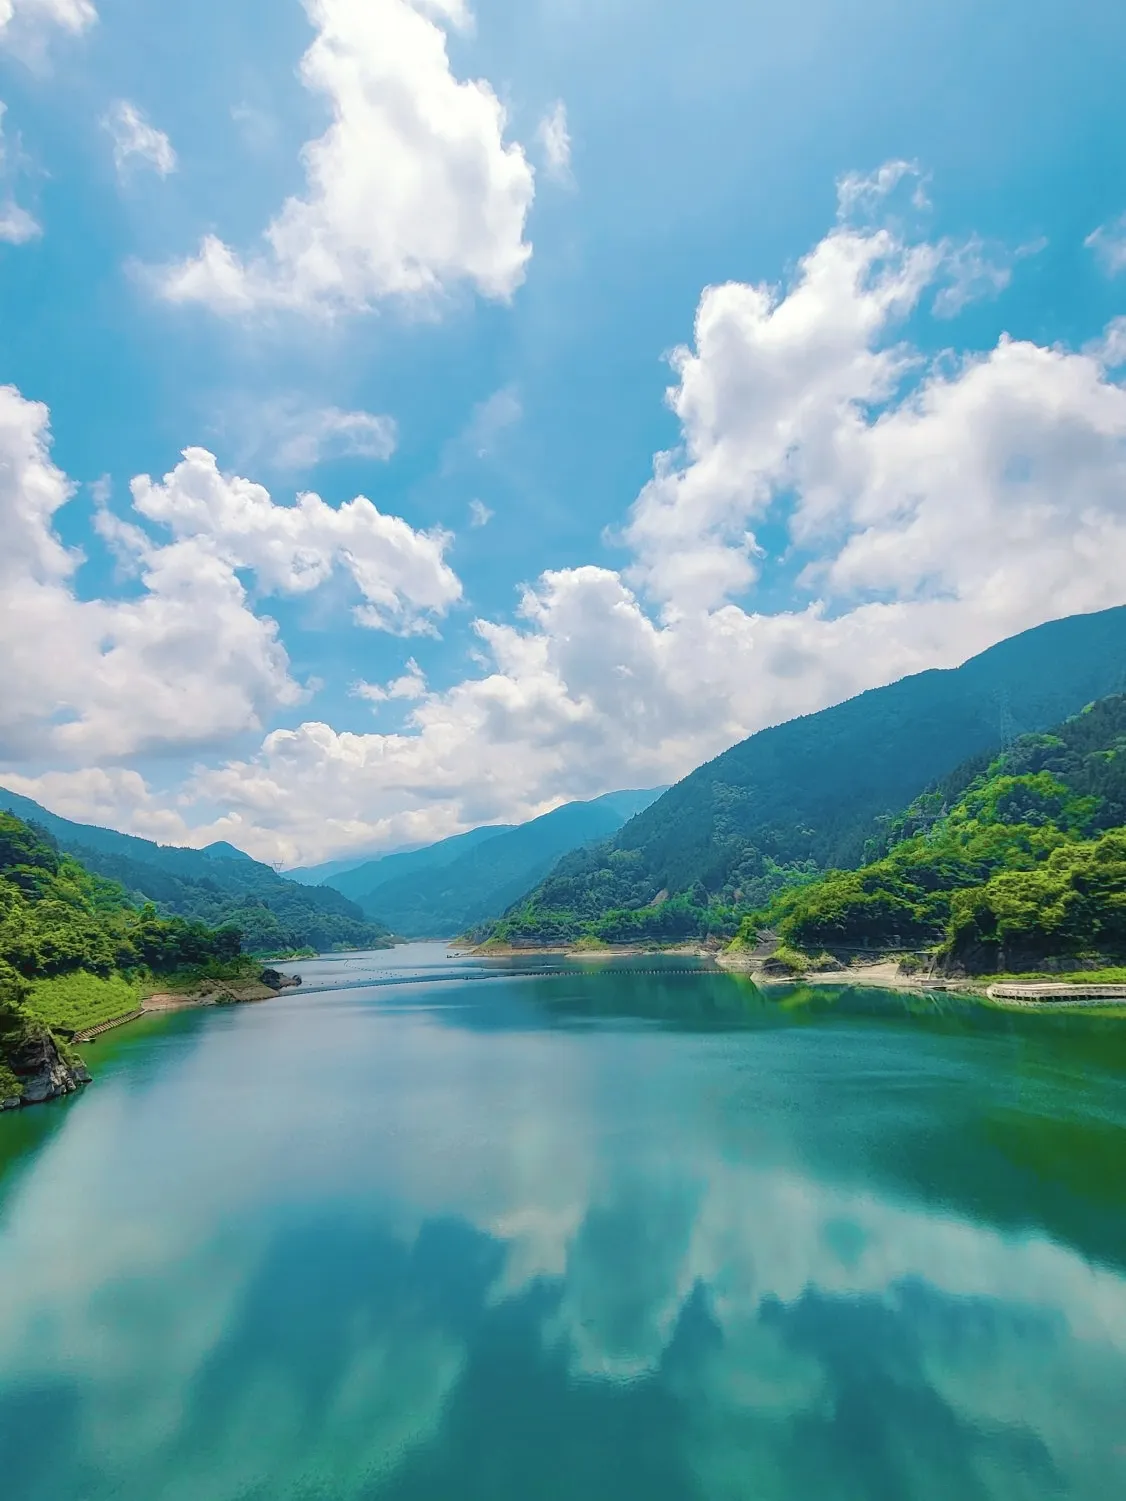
[
  {"left": 1, "top": 968, "right": 302, "bottom": 1113},
  {"left": 1, "top": 1024, "right": 92, "bottom": 1110}
]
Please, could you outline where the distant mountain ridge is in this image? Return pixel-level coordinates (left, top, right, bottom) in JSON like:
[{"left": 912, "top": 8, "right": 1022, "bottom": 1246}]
[
  {"left": 285, "top": 841, "right": 435, "bottom": 887},
  {"left": 495, "top": 606, "right": 1126, "bottom": 944},
  {"left": 328, "top": 790, "right": 667, "bottom": 937},
  {"left": 0, "top": 789, "right": 392, "bottom": 956},
  {"left": 326, "top": 824, "right": 517, "bottom": 904}
]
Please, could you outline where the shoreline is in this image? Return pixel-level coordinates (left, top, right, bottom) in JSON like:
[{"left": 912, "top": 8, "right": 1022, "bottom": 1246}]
[
  {"left": 716, "top": 954, "right": 1126, "bottom": 1010},
  {"left": 466, "top": 943, "right": 1126, "bottom": 1010},
  {"left": 462, "top": 942, "right": 716, "bottom": 960}
]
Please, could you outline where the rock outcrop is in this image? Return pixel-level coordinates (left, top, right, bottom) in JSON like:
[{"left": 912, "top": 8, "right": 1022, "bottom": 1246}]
[
  {"left": 2, "top": 1021, "right": 91, "bottom": 1109},
  {"left": 260, "top": 968, "right": 301, "bottom": 990}
]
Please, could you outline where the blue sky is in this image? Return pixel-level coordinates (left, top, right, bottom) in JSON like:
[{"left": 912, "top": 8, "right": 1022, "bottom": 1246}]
[{"left": 1, "top": 0, "right": 1125, "bottom": 865}]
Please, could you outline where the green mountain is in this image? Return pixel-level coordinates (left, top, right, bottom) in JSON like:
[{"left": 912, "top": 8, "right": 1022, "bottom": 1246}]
[
  {"left": 331, "top": 790, "right": 667, "bottom": 938},
  {"left": 746, "top": 693, "right": 1126, "bottom": 973},
  {"left": 494, "top": 606, "right": 1126, "bottom": 945},
  {"left": 0, "top": 810, "right": 242, "bottom": 1102},
  {"left": 325, "top": 824, "right": 516, "bottom": 904},
  {"left": 0, "top": 789, "right": 393, "bottom": 957}
]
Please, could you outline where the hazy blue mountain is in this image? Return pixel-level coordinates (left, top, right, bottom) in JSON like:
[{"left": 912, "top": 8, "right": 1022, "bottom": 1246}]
[
  {"left": 0, "top": 788, "right": 392, "bottom": 955},
  {"left": 284, "top": 841, "right": 434, "bottom": 886},
  {"left": 285, "top": 855, "right": 382, "bottom": 887},
  {"left": 326, "top": 824, "right": 517, "bottom": 904},
  {"left": 333, "top": 790, "right": 667, "bottom": 936},
  {"left": 500, "top": 605, "right": 1126, "bottom": 939}
]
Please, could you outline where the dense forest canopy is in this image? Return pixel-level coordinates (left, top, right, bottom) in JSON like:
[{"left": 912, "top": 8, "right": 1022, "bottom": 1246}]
[
  {"left": 0, "top": 789, "right": 393, "bottom": 955},
  {"left": 741, "top": 694, "right": 1126, "bottom": 972},
  {"left": 488, "top": 607, "right": 1126, "bottom": 946},
  {"left": 0, "top": 811, "right": 245, "bottom": 1100}
]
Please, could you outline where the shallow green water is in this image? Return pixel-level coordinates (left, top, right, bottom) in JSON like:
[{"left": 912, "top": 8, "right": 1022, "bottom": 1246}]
[{"left": 2, "top": 946, "right": 1125, "bottom": 1500}]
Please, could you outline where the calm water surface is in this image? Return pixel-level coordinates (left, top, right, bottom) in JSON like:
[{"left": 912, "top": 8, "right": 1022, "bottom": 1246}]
[{"left": 1, "top": 945, "right": 1125, "bottom": 1500}]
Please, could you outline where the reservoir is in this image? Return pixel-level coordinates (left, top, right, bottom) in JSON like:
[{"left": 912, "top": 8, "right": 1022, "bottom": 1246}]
[{"left": 1, "top": 944, "right": 1125, "bottom": 1499}]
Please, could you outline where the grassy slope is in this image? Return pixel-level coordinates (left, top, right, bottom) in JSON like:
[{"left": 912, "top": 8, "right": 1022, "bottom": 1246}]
[
  {"left": 25, "top": 973, "right": 144, "bottom": 1033},
  {"left": 0, "top": 811, "right": 259, "bottom": 1098}
]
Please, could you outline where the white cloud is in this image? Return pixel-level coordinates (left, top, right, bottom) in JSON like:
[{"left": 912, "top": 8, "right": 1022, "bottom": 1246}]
[
  {"left": 835, "top": 159, "right": 928, "bottom": 220},
  {"left": 536, "top": 100, "right": 572, "bottom": 183},
  {"left": 1089, "top": 316, "right": 1126, "bottom": 369},
  {"left": 160, "top": 0, "right": 534, "bottom": 316},
  {"left": 167, "top": 191, "right": 1126, "bottom": 865},
  {"left": 0, "top": 102, "right": 40, "bottom": 242},
  {"left": 0, "top": 392, "right": 462, "bottom": 763},
  {"left": 103, "top": 100, "right": 177, "bottom": 178},
  {"left": 468, "top": 498, "right": 493, "bottom": 527},
  {"left": 931, "top": 235, "right": 1011, "bottom": 317},
  {"left": 9, "top": 169, "right": 1126, "bottom": 865},
  {"left": 354, "top": 658, "right": 428, "bottom": 705},
  {"left": 0, "top": 196, "right": 37, "bottom": 242},
  {"left": 0, "top": 0, "right": 94, "bottom": 54},
  {"left": 129, "top": 446, "right": 461, "bottom": 634},
  {"left": 1086, "top": 213, "right": 1126, "bottom": 275},
  {"left": 232, "top": 399, "right": 399, "bottom": 471},
  {"left": 0, "top": 766, "right": 191, "bottom": 843}
]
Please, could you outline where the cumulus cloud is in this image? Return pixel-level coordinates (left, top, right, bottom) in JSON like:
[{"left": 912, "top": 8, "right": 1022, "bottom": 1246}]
[
  {"left": 536, "top": 100, "right": 572, "bottom": 183},
  {"left": 0, "top": 392, "right": 462, "bottom": 763},
  {"left": 160, "top": 0, "right": 534, "bottom": 316},
  {"left": 354, "top": 658, "right": 428, "bottom": 705},
  {"left": 166, "top": 187, "right": 1126, "bottom": 866},
  {"left": 128, "top": 447, "right": 461, "bottom": 634},
  {"left": 1086, "top": 213, "right": 1126, "bottom": 275},
  {"left": 9, "top": 169, "right": 1126, "bottom": 865},
  {"left": 103, "top": 99, "right": 177, "bottom": 177}
]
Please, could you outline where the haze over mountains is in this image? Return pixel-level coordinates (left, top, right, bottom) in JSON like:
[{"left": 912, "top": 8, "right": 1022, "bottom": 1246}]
[
  {"left": 321, "top": 790, "right": 666, "bottom": 937},
  {"left": 0, "top": 789, "right": 392, "bottom": 956},
  {"left": 493, "top": 605, "right": 1126, "bottom": 944},
  {"left": 6, "top": 608, "right": 1126, "bottom": 954}
]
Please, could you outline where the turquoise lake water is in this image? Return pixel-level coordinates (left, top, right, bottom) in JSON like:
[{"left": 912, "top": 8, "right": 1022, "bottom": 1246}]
[{"left": 1, "top": 945, "right": 1125, "bottom": 1500}]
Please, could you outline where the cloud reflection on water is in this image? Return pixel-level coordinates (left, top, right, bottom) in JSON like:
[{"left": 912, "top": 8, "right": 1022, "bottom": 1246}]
[{"left": 0, "top": 970, "right": 1124, "bottom": 1498}]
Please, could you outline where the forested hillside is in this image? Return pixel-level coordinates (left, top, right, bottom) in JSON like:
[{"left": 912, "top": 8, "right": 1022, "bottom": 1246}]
[
  {"left": 0, "top": 789, "right": 393, "bottom": 955},
  {"left": 0, "top": 812, "right": 242, "bottom": 1101},
  {"left": 743, "top": 695, "right": 1126, "bottom": 973},
  {"left": 490, "top": 607, "right": 1126, "bottom": 946},
  {"left": 335, "top": 789, "right": 665, "bottom": 937}
]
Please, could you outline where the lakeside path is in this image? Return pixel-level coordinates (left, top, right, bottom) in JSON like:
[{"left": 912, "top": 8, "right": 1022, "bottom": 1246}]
[{"left": 717, "top": 955, "right": 1126, "bottom": 1010}]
